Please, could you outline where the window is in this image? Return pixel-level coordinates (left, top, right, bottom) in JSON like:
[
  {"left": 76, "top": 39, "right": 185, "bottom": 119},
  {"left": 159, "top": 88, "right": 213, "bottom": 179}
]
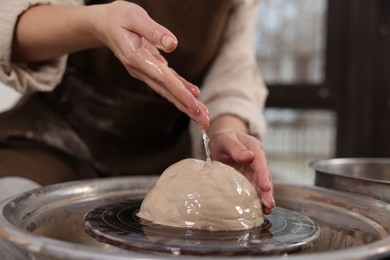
[
  {"left": 256, "top": 0, "right": 335, "bottom": 184},
  {"left": 256, "top": 0, "right": 327, "bottom": 84}
]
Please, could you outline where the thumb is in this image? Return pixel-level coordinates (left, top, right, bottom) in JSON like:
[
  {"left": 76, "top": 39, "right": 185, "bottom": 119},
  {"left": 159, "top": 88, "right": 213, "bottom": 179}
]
[
  {"left": 230, "top": 141, "right": 255, "bottom": 163},
  {"left": 129, "top": 5, "right": 178, "bottom": 52}
]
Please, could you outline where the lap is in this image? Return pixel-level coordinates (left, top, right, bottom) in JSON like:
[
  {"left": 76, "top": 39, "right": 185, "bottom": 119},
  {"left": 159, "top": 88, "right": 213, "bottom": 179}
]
[
  {"left": 0, "top": 141, "right": 100, "bottom": 260},
  {"left": 0, "top": 141, "right": 99, "bottom": 186}
]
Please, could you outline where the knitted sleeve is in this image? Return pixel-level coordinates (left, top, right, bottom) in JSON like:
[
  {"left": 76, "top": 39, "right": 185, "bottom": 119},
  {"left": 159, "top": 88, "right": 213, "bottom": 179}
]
[
  {"left": 0, "top": 0, "right": 83, "bottom": 93},
  {"left": 190, "top": 0, "right": 268, "bottom": 158}
]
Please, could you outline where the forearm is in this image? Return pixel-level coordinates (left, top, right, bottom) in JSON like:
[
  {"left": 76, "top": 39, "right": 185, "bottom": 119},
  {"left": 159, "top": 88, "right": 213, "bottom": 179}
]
[{"left": 12, "top": 4, "right": 102, "bottom": 62}]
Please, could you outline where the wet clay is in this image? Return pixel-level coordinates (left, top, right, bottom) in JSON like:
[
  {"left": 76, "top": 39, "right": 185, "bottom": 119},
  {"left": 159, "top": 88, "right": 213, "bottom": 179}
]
[{"left": 137, "top": 158, "right": 264, "bottom": 230}]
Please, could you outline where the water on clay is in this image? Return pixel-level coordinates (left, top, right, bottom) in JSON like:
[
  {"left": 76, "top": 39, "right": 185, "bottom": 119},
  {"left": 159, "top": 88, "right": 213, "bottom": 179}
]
[{"left": 202, "top": 130, "right": 211, "bottom": 164}]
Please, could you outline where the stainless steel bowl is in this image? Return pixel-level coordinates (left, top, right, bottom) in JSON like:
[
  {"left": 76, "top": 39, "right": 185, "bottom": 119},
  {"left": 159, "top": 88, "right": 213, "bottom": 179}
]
[
  {"left": 1, "top": 177, "right": 390, "bottom": 259},
  {"left": 311, "top": 158, "right": 390, "bottom": 203}
]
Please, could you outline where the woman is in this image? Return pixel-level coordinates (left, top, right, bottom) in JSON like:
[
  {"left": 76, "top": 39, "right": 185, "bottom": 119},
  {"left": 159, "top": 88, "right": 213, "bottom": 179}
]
[{"left": 0, "top": 0, "right": 274, "bottom": 212}]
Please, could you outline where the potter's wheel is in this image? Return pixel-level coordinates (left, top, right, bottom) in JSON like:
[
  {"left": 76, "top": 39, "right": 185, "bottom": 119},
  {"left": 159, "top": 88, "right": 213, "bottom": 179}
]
[
  {"left": 83, "top": 200, "right": 319, "bottom": 256},
  {"left": 1, "top": 176, "right": 390, "bottom": 259}
]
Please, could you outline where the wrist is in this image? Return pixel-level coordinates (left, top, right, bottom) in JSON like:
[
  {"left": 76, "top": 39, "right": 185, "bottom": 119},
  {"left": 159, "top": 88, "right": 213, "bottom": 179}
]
[
  {"left": 207, "top": 114, "right": 248, "bottom": 138},
  {"left": 76, "top": 5, "right": 105, "bottom": 49},
  {"left": 86, "top": 4, "right": 110, "bottom": 48}
]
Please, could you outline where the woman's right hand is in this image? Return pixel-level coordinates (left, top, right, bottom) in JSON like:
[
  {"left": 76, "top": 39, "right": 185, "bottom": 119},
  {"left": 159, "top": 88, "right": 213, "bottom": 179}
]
[
  {"left": 12, "top": 1, "right": 209, "bottom": 129},
  {"left": 92, "top": 1, "right": 210, "bottom": 129}
]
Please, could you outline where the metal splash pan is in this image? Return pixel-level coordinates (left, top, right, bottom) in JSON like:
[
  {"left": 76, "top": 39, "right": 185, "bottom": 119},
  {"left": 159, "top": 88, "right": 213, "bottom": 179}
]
[{"left": 0, "top": 176, "right": 390, "bottom": 259}]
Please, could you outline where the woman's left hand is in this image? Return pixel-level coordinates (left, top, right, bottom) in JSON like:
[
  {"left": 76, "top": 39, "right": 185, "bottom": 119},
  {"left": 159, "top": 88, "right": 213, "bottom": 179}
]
[{"left": 209, "top": 131, "right": 275, "bottom": 214}]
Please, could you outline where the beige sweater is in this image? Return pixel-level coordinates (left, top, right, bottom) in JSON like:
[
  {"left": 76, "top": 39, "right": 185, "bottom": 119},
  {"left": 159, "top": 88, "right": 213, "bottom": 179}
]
[{"left": 0, "top": 0, "right": 267, "bottom": 158}]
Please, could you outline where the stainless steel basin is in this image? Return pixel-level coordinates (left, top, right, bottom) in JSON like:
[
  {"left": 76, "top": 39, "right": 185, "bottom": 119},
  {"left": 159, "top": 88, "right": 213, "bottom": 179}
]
[{"left": 311, "top": 158, "right": 390, "bottom": 203}]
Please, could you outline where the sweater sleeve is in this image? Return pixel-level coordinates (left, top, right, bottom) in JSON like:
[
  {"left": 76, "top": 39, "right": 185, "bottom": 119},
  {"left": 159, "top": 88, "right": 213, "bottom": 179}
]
[
  {"left": 0, "top": 0, "right": 83, "bottom": 94},
  {"left": 190, "top": 0, "right": 268, "bottom": 159}
]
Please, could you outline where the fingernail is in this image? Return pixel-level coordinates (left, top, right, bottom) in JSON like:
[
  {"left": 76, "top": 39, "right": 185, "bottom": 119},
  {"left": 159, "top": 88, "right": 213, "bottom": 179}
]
[
  {"left": 162, "top": 35, "right": 177, "bottom": 50},
  {"left": 204, "top": 113, "right": 210, "bottom": 128},
  {"left": 268, "top": 197, "right": 275, "bottom": 206},
  {"left": 190, "top": 86, "right": 200, "bottom": 96},
  {"left": 197, "top": 113, "right": 210, "bottom": 130},
  {"left": 189, "top": 100, "right": 200, "bottom": 114}
]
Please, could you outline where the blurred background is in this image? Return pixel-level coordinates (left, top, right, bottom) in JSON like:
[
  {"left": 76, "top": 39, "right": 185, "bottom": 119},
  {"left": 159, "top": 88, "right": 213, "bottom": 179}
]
[
  {"left": 1, "top": 0, "right": 389, "bottom": 184},
  {"left": 256, "top": 0, "right": 331, "bottom": 184},
  {"left": 256, "top": 0, "right": 390, "bottom": 184}
]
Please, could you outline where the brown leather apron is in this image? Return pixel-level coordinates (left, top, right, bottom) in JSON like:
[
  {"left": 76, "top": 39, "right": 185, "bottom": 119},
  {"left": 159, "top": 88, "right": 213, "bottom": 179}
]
[{"left": 0, "top": 0, "right": 235, "bottom": 177}]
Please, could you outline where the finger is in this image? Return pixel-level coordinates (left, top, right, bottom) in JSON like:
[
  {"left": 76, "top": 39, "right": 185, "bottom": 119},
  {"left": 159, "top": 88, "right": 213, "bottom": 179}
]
[
  {"left": 197, "top": 100, "right": 209, "bottom": 115},
  {"left": 134, "top": 43, "right": 201, "bottom": 98},
  {"left": 240, "top": 137, "right": 271, "bottom": 193},
  {"left": 237, "top": 135, "right": 274, "bottom": 208},
  {"left": 216, "top": 133, "right": 272, "bottom": 195},
  {"left": 195, "top": 100, "right": 210, "bottom": 128},
  {"left": 129, "top": 68, "right": 210, "bottom": 129},
  {"left": 255, "top": 182, "right": 275, "bottom": 214},
  {"left": 128, "top": 45, "right": 202, "bottom": 114},
  {"left": 119, "top": 31, "right": 209, "bottom": 127},
  {"left": 260, "top": 190, "right": 275, "bottom": 210},
  {"left": 223, "top": 134, "right": 255, "bottom": 163},
  {"left": 141, "top": 37, "right": 168, "bottom": 65},
  {"left": 263, "top": 207, "right": 273, "bottom": 215},
  {"left": 171, "top": 69, "right": 201, "bottom": 98},
  {"left": 227, "top": 134, "right": 274, "bottom": 210},
  {"left": 127, "top": 4, "right": 178, "bottom": 52},
  {"left": 120, "top": 31, "right": 203, "bottom": 119}
]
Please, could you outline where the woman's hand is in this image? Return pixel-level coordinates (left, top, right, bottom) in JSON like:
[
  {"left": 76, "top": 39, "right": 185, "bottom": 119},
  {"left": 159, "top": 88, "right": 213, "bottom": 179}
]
[
  {"left": 12, "top": 1, "right": 209, "bottom": 129},
  {"left": 93, "top": 1, "right": 210, "bottom": 129},
  {"left": 207, "top": 116, "right": 275, "bottom": 214}
]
